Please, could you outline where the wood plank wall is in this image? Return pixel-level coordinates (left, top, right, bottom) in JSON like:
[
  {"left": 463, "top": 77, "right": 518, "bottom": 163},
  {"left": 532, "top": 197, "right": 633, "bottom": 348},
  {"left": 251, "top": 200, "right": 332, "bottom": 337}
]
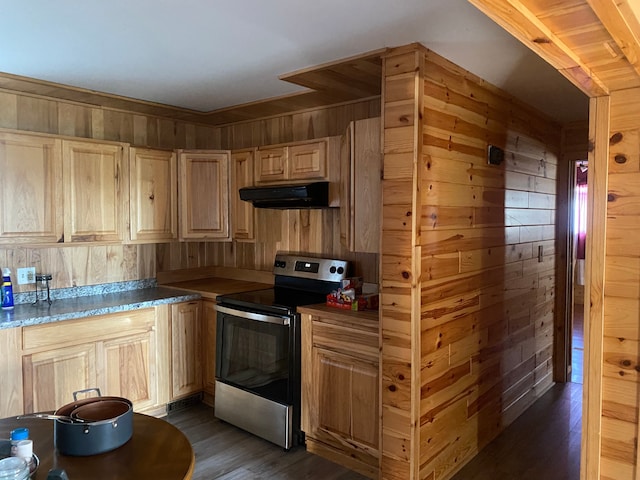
[
  {"left": 0, "top": 89, "right": 219, "bottom": 290},
  {"left": 597, "top": 88, "right": 640, "bottom": 480},
  {"left": 156, "top": 99, "right": 382, "bottom": 282},
  {"left": 380, "top": 44, "right": 562, "bottom": 480},
  {"left": 0, "top": 86, "right": 380, "bottom": 288}
]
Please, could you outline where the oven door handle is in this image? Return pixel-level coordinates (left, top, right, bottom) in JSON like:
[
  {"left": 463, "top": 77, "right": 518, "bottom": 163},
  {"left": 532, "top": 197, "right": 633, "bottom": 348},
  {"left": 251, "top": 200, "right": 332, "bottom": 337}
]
[{"left": 216, "top": 305, "right": 291, "bottom": 326}]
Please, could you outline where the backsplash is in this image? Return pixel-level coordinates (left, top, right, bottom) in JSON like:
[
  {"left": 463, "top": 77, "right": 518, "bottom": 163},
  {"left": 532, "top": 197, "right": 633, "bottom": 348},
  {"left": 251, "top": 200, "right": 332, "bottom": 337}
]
[
  {"left": 12, "top": 278, "right": 157, "bottom": 305},
  {"left": 0, "top": 244, "right": 156, "bottom": 294}
]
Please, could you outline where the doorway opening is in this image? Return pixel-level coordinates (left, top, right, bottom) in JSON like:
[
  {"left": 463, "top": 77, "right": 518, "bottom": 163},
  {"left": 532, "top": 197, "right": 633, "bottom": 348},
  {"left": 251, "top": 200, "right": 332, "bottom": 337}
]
[{"left": 570, "top": 160, "right": 588, "bottom": 384}]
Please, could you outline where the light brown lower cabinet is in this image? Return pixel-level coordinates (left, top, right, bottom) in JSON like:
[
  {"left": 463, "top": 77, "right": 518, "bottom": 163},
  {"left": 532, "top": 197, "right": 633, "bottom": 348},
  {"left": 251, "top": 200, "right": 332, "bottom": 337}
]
[
  {"left": 170, "top": 301, "right": 203, "bottom": 400},
  {"left": 21, "top": 308, "right": 162, "bottom": 415},
  {"left": 300, "top": 307, "right": 380, "bottom": 479},
  {"left": 202, "top": 299, "right": 217, "bottom": 406}
]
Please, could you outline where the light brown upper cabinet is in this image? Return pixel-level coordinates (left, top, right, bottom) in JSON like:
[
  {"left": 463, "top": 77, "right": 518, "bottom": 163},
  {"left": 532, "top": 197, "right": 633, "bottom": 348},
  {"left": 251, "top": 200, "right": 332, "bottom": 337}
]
[
  {"left": 340, "top": 117, "right": 381, "bottom": 253},
  {"left": 255, "top": 146, "right": 287, "bottom": 183},
  {"left": 62, "top": 139, "right": 128, "bottom": 243},
  {"left": 0, "top": 131, "right": 64, "bottom": 244},
  {"left": 177, "top": 150, "right": 230, "bottom": 241},
  {"left": 288, "top": 141, "right": 326, "bottom": 180},
  {"left": 231, "top": 149, "right": 255, "bottom": 241},
  {"left": 255, "top": 139, "right": 327, "bottom": 184},
  {"left": 129, "top": 147, "right": 178, "bottom": 242}
]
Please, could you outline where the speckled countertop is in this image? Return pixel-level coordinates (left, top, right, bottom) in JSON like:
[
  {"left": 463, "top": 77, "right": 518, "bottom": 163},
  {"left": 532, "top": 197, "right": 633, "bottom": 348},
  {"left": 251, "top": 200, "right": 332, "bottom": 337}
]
[{"left": 0, "top": 280, "right": 200, "bottom": 330}]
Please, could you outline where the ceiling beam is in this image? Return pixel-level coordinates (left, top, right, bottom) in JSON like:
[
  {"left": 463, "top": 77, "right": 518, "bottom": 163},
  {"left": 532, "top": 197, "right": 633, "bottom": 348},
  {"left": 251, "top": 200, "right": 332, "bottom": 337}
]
[
  {"left": 467, "top": 0, "right": 608, "bottom": 97},
  {"left": 586, "top": 0, "right": 640, "bottom": 77}
]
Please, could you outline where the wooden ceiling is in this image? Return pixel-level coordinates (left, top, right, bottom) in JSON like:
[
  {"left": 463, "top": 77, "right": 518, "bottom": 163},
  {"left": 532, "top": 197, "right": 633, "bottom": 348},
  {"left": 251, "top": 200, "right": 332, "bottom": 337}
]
[
  {"left": 0, "top": 49, "right": 383, "bottom": 127},
  {"left": 467, "top": 0, "right": 640, "bottom": 97}
]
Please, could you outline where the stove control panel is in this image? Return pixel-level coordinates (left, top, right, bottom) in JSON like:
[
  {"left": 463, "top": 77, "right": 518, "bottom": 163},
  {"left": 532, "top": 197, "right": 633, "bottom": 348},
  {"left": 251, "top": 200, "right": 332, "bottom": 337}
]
[{"left": 273, "top": 254, "right": 349, "bottom": 282}]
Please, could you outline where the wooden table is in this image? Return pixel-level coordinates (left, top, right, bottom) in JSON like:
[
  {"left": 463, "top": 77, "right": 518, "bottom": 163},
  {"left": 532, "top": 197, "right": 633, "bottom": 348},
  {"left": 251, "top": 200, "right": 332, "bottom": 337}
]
[{"left": 0, "top": 413, "right": 194, "bottom": 479}]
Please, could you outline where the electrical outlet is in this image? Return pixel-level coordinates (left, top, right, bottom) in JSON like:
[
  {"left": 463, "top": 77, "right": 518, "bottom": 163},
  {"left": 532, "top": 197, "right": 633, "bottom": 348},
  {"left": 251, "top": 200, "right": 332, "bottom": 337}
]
[{"left": 17, "top": 267, "right": 36, "bottom": 285}]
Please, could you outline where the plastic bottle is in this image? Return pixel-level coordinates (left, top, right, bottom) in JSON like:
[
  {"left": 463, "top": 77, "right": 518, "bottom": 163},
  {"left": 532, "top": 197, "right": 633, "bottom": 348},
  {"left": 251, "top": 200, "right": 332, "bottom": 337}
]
[
  {"left": 1, "top": 268, "right": 14, "bottom": 310},
  {"left": 9, "top": 428, "right": 28, "bottom": 457}
]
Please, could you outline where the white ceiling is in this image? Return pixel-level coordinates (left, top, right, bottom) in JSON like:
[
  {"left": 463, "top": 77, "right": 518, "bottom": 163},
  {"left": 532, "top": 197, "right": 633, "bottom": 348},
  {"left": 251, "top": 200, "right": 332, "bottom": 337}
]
[{"left": 0, "top": 0, "right": 589, "bottom": 123}]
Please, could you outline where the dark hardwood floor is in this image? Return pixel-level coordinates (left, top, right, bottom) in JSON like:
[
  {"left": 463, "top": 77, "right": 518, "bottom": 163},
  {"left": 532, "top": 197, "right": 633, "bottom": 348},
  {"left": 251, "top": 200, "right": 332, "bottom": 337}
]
[
  {"left": 167, "top": 382, "right": 581, "bottom": 480},
  {"left": 572, "top": 302, "right": 584, "bottom": 384},
  {"left": 451, "top": 382, "right": 582, "bottom": 480},
  {"left": 166, "top": 404, "right": 368, "bottom": 480}
]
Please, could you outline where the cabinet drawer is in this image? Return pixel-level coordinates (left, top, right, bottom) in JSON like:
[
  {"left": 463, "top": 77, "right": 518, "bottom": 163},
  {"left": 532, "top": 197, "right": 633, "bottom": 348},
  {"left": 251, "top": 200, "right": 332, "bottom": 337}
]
[
  {"left": 23, "top": 308, "right": 156, "bottom": 352},
  {"left": 311, "top": 319, "right": 378, "bottom": 361}
]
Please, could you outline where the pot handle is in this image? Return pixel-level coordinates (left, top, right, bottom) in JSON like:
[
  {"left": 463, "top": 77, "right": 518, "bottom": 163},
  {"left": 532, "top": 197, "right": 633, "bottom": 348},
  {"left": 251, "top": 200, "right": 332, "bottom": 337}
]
[{"left": 72, "top": 387, "right": 102, "bottom": 401}]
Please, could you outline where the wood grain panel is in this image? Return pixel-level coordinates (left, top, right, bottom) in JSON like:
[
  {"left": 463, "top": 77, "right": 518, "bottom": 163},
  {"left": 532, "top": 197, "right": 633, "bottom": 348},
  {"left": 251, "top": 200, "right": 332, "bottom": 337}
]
[
  {"left": 600, "top": 89, "right": 640, "bottom": 480},
  {"left": 382, "top": 45, "right": 560, "bottom": 478}
]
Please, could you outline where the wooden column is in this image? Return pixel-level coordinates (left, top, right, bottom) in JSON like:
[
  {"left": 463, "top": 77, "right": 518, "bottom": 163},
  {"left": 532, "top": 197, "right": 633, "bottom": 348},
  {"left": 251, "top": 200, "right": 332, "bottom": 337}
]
[
  {"left": 581, "top": 95, "right": 608, "bottom": 480},
  {"left": 380, "top": 45, "right": 424, "bottom": 480},
  {"left": 589, "top": 88, "right": 640, "bottom": 480}
]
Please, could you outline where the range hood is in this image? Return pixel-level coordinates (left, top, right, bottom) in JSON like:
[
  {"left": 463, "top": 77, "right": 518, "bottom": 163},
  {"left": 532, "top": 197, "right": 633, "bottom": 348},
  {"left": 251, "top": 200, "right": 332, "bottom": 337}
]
[{"left": 239, "top": 181, "right": 330, "bottom": 209}]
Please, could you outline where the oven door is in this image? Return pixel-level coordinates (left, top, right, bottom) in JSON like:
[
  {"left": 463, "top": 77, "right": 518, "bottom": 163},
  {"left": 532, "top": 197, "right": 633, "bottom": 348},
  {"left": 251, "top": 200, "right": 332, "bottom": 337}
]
[
  {"left": 214, "top": 304, "right": 298, "bottom": 448},
  {"left": 215, "top": 305, "right": 293, "bottom": 404}
]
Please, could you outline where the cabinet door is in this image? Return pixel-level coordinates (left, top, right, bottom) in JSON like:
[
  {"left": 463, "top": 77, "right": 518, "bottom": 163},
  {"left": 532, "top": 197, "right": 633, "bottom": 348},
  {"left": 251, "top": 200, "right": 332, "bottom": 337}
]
[
  {"left": 231, "top": 150, "right": 255, "bottom": 241},
  {"left": 63, "top": 140, "right": 126, "bottom": 242},
  {"left": 339, "top": 123, "right": 354, "bottom": 250},
  {"left": 171, "top": 301, "right": 202, "bottom": 399},
  {"left": 22, "top": 343, "right": 97, "bottom": 413},
  {"left": 0, "top": 132, "right": 63, "bottom": 244},
  {"left": 289, "top": 141, "right": 326, "bottom": 180},
  {"left": 340, "top": 117, "right": 381, "bottom": 253},
  {"left": 178, "top": 150, "right": 230, "bottom": 240},
  {"left": 313, "top": 349, "right": 379, "bottom": 449},
  {"left": 99, "top": 329, "right": 157, "bottom": 411},
  {"left": 129, "top": 147, "right": 177, "bottom": 242},
  {"left": 255, "top": 147, "right": 287, "bottom": 183},
  {"left": 202, "top": 300, "right": 217, "bottom": 399},
  {"left": 0, "top": 328, "right": 22, "bottom": 417}
]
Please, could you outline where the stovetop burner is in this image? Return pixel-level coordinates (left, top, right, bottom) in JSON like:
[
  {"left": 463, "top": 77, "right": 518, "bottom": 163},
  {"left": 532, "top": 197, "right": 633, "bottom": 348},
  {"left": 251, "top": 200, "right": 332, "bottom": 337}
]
[
  {"left": 216, "top": 287, "right": 328, "bottom": 316},
  {"left": 216, "top": 253, "right": 350, "bottom": 315}
]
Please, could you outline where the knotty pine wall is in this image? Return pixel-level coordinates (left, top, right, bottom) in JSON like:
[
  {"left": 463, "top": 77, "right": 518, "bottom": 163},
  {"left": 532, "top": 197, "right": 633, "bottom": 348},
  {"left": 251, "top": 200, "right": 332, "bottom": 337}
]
[
  {"left": 380, "top": 45, "right": 561, "bottom": 480},
  {"left": 0, "top": 88, "right": 380, "bottom": 289},
  {"left": 156, "top": 98, "right": 381, "bottom": 282},
  {"left": 592, "top": 88, "right": 640, "bottom": 479}
]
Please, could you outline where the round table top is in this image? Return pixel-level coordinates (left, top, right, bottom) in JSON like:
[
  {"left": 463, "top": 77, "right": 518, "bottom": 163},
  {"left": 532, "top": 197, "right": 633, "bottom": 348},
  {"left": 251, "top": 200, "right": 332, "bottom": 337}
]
[{"left": 0, "top": 412, "right": 194, "bottom": 480}]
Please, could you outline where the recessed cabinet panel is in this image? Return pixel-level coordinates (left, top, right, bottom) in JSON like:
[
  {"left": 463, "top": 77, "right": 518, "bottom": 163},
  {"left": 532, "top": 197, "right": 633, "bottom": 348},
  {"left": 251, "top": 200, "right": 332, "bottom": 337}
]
[
  {"left": 0, "top": 132, "right": 63, "bottom": 244},
  {"left": 63, "top": 140, "right": 126, "bottom": 242},
  {"left": 289, "top": 141, "right": 326, "bottom": 180},
  {"left": 317, "top": 352, "right": 352, "bottom": 434},
  {"left": 130, "top": 147, "right": 177, "bottom": 242},
  {"left": 255, "top": 147, "right": 287, "bottom": 183},
  {"left": 231, "top": 150, "right": 255, "bottom": 241},
  {"left": 101, "top": 330, "right": 157, "bottom": 411},
  {"left": 22, "top": 343, "right": 97, "bottom": 413},
  {"left": 178, "top": 150, "right": 230, "bottom": 240}
]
